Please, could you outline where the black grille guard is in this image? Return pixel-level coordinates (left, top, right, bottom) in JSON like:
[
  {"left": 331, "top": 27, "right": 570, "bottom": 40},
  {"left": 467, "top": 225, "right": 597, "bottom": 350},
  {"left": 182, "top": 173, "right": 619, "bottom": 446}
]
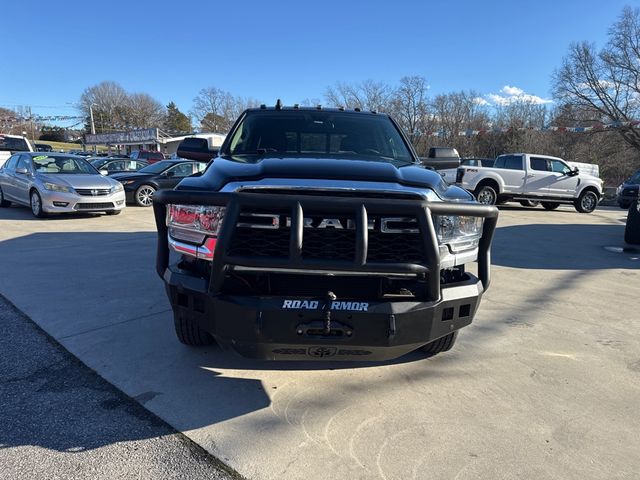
[{"left": 153, "top": 190, "right": 499, "bottom": 301}]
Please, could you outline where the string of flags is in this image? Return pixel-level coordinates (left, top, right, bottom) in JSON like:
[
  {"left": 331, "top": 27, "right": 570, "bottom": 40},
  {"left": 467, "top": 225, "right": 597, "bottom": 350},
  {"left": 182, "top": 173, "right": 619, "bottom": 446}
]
[{"left": 0, "top": 115, "right": 85, "bottom": 123}]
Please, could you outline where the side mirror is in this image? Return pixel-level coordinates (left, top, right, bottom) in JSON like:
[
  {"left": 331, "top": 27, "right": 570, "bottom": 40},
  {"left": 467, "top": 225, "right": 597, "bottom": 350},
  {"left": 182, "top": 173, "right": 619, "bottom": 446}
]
[
  {"left": 176, "top": 137, "right": 218, "bottom": 162},
  {"left": 16, "top": 167, "right": 29, "bottom": 175},
  {"left": 568, "top": 168, "right": 579, "bottom": 176},
  {"left": 165, "top": 171, "right": 175, "bottom": 178},
  {"left": 99, "top": 169, "right": 108, "bottom": 176}
]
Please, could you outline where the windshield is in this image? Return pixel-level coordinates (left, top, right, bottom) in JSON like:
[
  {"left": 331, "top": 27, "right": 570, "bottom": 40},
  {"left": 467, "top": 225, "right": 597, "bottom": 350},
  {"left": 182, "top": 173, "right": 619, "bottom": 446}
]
[
  {"left": 225, "top": 111, "right": 414, "bottom": 164},
  {"left": 33, "top": 155, "right": 98, "bottom": 174},
  {"left": 138, "top": 160, "right": 174, "bottom": 174},
  {"left": 90, "top": 159, "right": 107, "bottom": 168},
  {"left": 628, "top": 170, "right": 640, "bottom": 184}
]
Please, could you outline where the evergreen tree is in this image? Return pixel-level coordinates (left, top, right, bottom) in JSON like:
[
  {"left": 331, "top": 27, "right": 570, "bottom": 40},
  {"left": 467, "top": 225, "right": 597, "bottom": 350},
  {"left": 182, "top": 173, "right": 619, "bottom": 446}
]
[{"left": 164, "top": 102, "right": 191, "bottom": 134}]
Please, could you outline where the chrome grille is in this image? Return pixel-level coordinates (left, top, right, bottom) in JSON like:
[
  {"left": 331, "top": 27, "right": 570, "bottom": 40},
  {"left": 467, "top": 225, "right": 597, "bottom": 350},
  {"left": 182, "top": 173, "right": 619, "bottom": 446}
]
[{"left": 76, "top": 188, "right": 111, "bottom": 196}]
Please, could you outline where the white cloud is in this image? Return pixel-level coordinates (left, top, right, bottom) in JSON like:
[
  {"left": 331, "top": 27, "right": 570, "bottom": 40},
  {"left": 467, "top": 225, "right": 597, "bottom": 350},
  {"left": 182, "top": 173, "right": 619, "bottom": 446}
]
[
  {"left": 473, "top": 97, "right": 490, "bottom": 106},
  {"left": 486, "top": 85, "right": 552, "bottom": 106}
]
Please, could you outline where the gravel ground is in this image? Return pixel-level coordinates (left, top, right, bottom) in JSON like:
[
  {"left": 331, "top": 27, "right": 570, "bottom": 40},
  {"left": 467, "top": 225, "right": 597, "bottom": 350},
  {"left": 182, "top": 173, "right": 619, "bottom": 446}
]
[{"left": 0, "top": 294, "right": 242, "bottom": 480}]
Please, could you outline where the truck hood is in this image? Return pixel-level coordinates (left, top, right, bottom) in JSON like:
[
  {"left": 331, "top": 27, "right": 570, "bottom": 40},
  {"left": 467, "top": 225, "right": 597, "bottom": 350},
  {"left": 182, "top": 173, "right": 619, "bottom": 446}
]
[{"left": 178, "top": 155, "right": 452, "bottom": 195}]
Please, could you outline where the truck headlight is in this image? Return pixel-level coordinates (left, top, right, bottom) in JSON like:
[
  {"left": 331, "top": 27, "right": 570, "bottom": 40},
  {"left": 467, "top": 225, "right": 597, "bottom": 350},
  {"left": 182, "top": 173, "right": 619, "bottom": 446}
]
[
  {"left": 167, "top": 204, "right": 226, "bottom": 244},
  {"left": 434, "top": 215, "right": 483, "bottom": 253},
  {"left": 43, "top": 182, "right": 72, "bottom": 193}
]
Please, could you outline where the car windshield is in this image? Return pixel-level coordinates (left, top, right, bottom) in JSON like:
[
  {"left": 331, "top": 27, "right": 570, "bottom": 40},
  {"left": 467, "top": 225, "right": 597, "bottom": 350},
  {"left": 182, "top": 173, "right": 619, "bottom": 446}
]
[
  {"left": 90, "top": 159, "right": 106, "bottom": 168},
  {"left": 138, "top": 160, "right": 174, "bottom": 174},
  {"left": 225, "top": 111, "right": 414, "bottom": 164},
  {"left": 33, "top": 155, "right": 98, "bottom": 174},
  {"left": 628, "top": 171, "right": 640, "bottom": 184}
]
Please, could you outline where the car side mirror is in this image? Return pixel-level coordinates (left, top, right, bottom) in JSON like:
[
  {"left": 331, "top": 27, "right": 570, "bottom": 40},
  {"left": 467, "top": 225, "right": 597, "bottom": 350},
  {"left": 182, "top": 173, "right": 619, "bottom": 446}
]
[
  {"left": 568, "top": 168, "right": 579, "bottom": 176},
  {"left": 16, "top": 167, "right": 29, "bottom": 175},
  {"left": 165, "top": 171, "right": 175, "bottom": 178},
  {"left": 99, "top": 169, "right": 108, "bottom": 176},
  {"left": 176, "top": 137, "right": 218, "bottom": 162}
]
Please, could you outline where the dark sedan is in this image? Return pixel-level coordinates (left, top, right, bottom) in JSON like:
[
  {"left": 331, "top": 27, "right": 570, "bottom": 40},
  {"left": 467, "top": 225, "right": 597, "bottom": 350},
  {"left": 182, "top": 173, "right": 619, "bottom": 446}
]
[
  {"left": 111, "top": 160, "right": 206, "bottom": 206},
  {"left": 90, "top": 158, "right": 149, "bottom": 175}
]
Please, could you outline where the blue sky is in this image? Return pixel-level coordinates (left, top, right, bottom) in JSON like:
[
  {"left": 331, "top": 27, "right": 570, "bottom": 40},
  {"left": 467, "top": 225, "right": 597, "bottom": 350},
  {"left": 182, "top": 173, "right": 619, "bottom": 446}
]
[{"left": 0, "top": 0, "right": 635, "bottom": 124}]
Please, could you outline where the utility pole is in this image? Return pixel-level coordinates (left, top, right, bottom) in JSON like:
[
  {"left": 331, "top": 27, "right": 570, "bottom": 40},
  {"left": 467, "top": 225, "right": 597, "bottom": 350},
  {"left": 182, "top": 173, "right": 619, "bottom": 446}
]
[{"left": 89, "top": 104, "right": 97, "bottom": 152}]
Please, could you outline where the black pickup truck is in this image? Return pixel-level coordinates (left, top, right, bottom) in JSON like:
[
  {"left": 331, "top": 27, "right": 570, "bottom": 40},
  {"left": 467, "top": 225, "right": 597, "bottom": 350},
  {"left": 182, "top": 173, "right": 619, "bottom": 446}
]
[{"left": 152, "top": 104, "right": 498, "bottom": 361}]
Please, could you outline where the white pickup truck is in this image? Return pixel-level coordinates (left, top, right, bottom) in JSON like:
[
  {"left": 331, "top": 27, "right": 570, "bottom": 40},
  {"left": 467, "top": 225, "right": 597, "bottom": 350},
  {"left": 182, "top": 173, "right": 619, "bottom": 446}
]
[
  {"left": 0, "top": 134, "right": 34, "bottom": 167},
  {"left": 456, "top": 153, "right": 603, "bottom": 213}
]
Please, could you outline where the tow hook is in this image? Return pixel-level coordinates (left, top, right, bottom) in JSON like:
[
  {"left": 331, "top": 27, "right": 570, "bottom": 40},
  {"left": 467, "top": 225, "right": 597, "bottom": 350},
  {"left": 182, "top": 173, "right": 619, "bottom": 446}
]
[{"left": 323, "top": 291, "right": 337, "bottom": 335}]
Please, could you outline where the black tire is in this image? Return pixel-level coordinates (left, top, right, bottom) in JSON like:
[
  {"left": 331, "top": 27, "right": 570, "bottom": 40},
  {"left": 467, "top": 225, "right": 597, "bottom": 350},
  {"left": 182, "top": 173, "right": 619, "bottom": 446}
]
[
  {"left": 173, "top": 312, "right": 214, "bottom": 346},
  {"left": 30, "top": 190, "right": 47, "bottom": 218},
  {"left": 475, "top": 185, "right": 498, "bottom": 205},
  {"left": 105, "top": 210, "right": 122, "bottom": 215},
  {"left": 619, "top": 203, "right": 630, "bottom": 209},
  {"left": 0, "top": 186, "right": 11, "bottom": 207},
  {"left": 519, "top": 200, "right": 540, "bottom": 207},
  {"left": 421, "top": 332, "right": 458, "bottom": 355},
  {"left": 625, "top": 200, "right": 640, "bottom": 245},
  {"left": 574, "top": 189, "right": 599, "bottom": 213},
  {"left": 135, "top": 184, "right": 156, "bottom": 207},
  {"left": 542, "top": 202, "right": 560, "bottom": 210}
]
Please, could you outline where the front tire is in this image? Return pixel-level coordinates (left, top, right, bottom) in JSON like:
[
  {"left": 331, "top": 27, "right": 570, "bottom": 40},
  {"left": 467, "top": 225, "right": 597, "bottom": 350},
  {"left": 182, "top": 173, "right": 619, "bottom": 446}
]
[
  {"left": 30, "top": 190, "right": 47, "bottom": 218},
  {"left": 0, "top": 186, "right": 11, "bottom": 207},
  {"left": 421, "top": 332, "right": 458, "bottom": 355},
  {"left": 625, "top": 200, "right": 640, "bottom": 245},
  {"left": 542, "top": 202, "right": 560, "bottom": 210},
  {"left": 174, "top": 312, "right": 214, "bottom": 346},
  {"left": 574, "top": 190, "right": 599, "bottom": 213},
  {"left": 135, "top": 185, "right": 156, "bottom": 207},
  {"left": 475, "top": 185, "right": 498, "bottom": 205}
]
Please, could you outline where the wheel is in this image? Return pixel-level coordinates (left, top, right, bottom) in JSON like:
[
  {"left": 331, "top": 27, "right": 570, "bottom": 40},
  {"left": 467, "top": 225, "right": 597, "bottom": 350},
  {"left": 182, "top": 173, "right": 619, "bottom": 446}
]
[
  {"left": 105, "top": 210, "right": 122, "bottom": 215},
  {"left": 619, "top": 203, "right": 630, "bottom": 209},
  {"left": 574, "top": 190, "right": 599, "bottom": 213},
  {"left": 541, "top": 202, "right": 560, "bottom": 210},
  {"left": 173, "top": 312, "right": 214, "bottom": 346},
  {"left": 475, "top": 185, "right": 497, "bottom": 205},
  {"left": 625, "top": 200, "right": 640, "bottom": 245},
  {"left": 0, "top": 186, "right": 11, "bottom": 207},
  {"left": 519, "top": 200, "right": 540, "bottom": 207},
  {"left": 421, "top": 332, "right": 458, "bottom": 355},
  {"left": 135, "top": 185, "right": 156, "bottom": 207},
  {"left": 30, "top": 190, "right": 47, "bottom": 218}
]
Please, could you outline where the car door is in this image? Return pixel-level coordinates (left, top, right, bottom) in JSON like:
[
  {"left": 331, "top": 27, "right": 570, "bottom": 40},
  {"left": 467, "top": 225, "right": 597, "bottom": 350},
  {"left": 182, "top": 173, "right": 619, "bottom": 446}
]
[
  {"left": 156, "top": 162, "right": 195, "bottom": 190},
  {"left": 0, "top": 155, "right": 20, "bottom": 200},
  {"left": 546, "top": 159, "right": 579, "bottom": 197},
  {"left": 495, "top": 155, "right": 526, "bottom": 194},
  {"left": 523, "top": 156, "right": 555, "bottom": 196},
  {"left": 13, "top": 155, "right": 34, "bottom": 204}
]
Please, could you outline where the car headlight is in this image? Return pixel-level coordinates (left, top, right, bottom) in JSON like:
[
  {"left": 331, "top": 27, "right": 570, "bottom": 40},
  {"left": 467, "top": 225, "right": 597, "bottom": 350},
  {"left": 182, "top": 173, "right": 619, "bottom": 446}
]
[
  {"left": 167, "top": 204, "right": 226, "bottom": 244},
  {"left": 434, "top": 215, "right": 483, "bottom": 253},
  {"left": 616, "top": 185, "right": 622, "bottom": 195},
  {"left": 43, "top": 182, "right": 72, "bottom": 193},
  {"left": 111, "top": 183, "right": 124, "bottom": 193},
  {"left": 120, "top": 180, "right": 136, "bottom": 186}
]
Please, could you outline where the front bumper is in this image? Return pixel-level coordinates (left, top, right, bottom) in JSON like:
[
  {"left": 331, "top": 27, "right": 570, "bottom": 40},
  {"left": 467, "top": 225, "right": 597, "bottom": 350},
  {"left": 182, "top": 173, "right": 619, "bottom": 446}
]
[
  {"left": 41, "top": 189, "right": 126, "bottom": 213},
  {"left": 153, "top": 190, "right": 499, "bottom": 361}
]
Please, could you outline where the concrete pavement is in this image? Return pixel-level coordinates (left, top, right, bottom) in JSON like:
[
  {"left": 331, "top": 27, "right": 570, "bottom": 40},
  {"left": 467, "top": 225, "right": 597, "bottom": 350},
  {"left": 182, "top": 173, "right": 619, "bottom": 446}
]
[{"left": 0, "top": 203, "right": 638, "bottom": 479}]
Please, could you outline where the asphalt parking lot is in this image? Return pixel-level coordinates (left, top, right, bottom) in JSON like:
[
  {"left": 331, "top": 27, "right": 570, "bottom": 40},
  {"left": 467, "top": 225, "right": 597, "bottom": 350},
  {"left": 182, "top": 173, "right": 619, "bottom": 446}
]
[{"left": 0, "top": 203, "right": 639, "bottom": 479}]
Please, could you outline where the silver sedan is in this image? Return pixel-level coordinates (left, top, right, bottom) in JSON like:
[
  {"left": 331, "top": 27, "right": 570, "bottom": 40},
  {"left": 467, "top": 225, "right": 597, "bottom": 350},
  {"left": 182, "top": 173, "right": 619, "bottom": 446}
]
[{"left": 0, "top": 152, "right": 126, "bottom": 218}]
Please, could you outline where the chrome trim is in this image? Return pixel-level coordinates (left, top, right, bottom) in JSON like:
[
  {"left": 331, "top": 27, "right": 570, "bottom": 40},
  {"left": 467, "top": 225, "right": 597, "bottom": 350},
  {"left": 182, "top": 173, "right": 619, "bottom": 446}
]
[
  {"left": 237, "top": 212, "right": 280, "bottom": 229},
  {"left": 220, "top": 178, "right": 440, "bottom": 201},
  {"left": 168, "top": 235, "right": 216, "bottom": 261},
  {"left": 380, "top": 217, "right": 419, "bottom": 234}
]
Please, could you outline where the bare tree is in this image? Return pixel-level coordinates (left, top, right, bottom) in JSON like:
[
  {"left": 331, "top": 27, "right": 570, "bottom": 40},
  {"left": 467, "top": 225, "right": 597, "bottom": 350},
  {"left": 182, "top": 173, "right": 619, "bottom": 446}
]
[
  {"left": 324, "top": 80, "right": 392, "bottom": 111},
  {"left": 552, "top": 6, "right": 640, "bottom": 150},
  {"left": 389, "top": 76, "right": 431, "bottom": 145},
  {"left": 79, "top": 81, "right": 129, "bottom": 133},
  {"left": 191, "top": 87, "right": 259, "bottom": 133},
  {"left": 124, "top": 93, "right": 166, "bottom": 129}
]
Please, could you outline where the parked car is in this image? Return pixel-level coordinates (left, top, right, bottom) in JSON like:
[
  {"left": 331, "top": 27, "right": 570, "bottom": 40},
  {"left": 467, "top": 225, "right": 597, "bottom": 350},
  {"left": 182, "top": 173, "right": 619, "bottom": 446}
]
[
  {"left": 616, "top": 169, "right": 640, "bottom": 209},
  {"left": 626, "top": 199, "right": 640, "bottom": 244},
  {"left": 129, "top": 150, "right": 165, "bottom": 164},
  {"left": 0, "top": 153, "right": 126, "bottom": 218},
  {"left": 111, "top": 160, "right": 206, "bottom": 207},
  {"left": 34, "top": 143, "right": 53, "bottom": 152},
  {"left": 0, "top": 133, "right": 34, "bottom": 167},
  {"left": 90, "top": 158, "right": 149, "bottom": 175},
  {"left": 456, "top": 153, "right": 604, "bottom": 213}
]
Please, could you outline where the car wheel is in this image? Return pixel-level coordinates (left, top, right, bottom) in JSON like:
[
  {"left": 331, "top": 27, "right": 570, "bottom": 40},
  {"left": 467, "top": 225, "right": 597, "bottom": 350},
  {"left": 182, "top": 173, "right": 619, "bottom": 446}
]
[
  {"left": 619, "top": 203, "right": 630, "bottom": 209},
  {"left": 0, "top": 186, "right": 11, "bottom": 207},
  {"left": 475, "top": 185, "right": 497, "bottom": 205},
  {"left": 541, "top": 202, "right": 560, "bottom": 210},
  {"left": 135, "top": 185, "right": 156, "bottom": 207},
  {"left": 105, "top": 210, "right": 122, "bottom": 215},
  {"left": 421, "top": 332, "right": 458, "bottom": 356},
  {"left": 625, "top": 200, "right": 640, "bottom": 245},
  {"left": 519, "top": 200, "right": 540, "bottom": 207},
  {"left": 574, "top": 190, "right": 598, "bottom": 213},
  {"left": 30, "top": 190, "right": 47, "bottom": 218},
  {"left": 173, "top": 312, "right": 214, "bottom": 346}
]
